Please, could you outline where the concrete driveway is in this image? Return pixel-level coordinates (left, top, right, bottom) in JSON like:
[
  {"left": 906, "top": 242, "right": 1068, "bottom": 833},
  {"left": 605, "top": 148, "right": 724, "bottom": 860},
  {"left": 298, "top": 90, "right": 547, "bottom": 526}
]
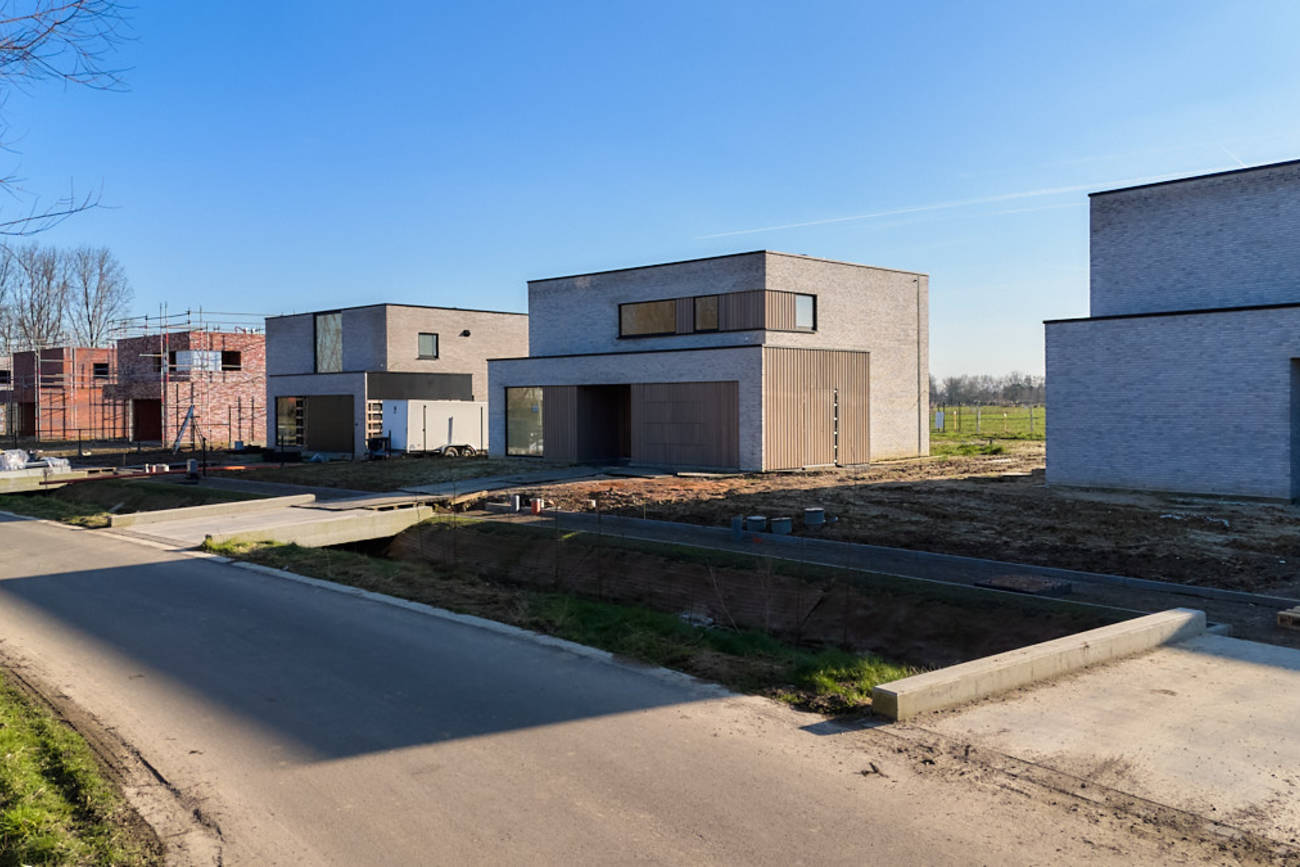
[
  {"left": 910, "top": 633, "right": 1300, "bottom": 849},
  {"left": 0, "top": 514, "right": 1277, "bottom": 864}
]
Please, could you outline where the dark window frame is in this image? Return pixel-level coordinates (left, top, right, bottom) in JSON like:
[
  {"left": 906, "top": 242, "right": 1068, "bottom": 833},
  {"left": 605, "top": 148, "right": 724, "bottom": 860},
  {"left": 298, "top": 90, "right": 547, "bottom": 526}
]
[
  {"left": 693, "top": 294, "right": 720, "bottom": 332},
  {"left": 417, "top": 332, "right": 439, "bottom": 360},
  {"left": 504, "top": 385, "right": 545, "bottom": 457},
  {"left": 92, "top": 362, "right": 110, "bottom": 380},
  {"left": 618, "top": 299, "right": 678, "bottom": 338},
  {"left": 793, "top": 293, "right": 817, "bottom": 332},
  {"left": 221, "top": 350, "right": 242, "bottom": 372},
  {"left": 314, "top": 310, "right": 343, "bottom": 374}
]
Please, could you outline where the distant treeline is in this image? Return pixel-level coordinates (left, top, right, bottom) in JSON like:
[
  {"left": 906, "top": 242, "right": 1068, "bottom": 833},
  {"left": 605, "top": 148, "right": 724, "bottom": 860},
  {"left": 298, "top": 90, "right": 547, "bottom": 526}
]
[{"left": 929, "top": 372, "right": 1045, "bottom": 406}]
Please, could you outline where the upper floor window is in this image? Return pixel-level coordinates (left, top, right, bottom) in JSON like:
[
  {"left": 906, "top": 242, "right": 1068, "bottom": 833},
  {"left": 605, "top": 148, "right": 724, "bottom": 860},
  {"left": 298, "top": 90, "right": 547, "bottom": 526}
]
[
  {"left": 92, "top": 362, "right": 110, "bottom": 380},
  {"left": 795, "top": 294, "right": 815, "bottom": 330},
  {"left": 694, "top": 295, "right": 719, "bottom": 332},
  {"left": 418, "top": 332, "right": 439, "bottom": 359},
  {"left": 619, "top": 299, "right": 676, "bottom": 337},
  {"left": 0, "top": 370, "right": 11, "bottom": 386},
  {"left": 221, "top": 351, "right": 242, "bottom": 371},
  {"left": 315, "top": 312, "right": 343, "bottom": 373}
]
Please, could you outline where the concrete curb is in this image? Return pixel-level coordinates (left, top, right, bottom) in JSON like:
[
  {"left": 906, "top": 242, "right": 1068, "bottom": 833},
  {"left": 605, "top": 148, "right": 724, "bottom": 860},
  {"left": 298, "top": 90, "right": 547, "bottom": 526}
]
[
  {"left": 203, "top": 505, "right": 433, "bottom": 548},
  {"left": 107, "top": 493, "right": 318, "bottom": 528},
  {"left": 872, "top": 608, "right": 1207, "bottom": 721}
]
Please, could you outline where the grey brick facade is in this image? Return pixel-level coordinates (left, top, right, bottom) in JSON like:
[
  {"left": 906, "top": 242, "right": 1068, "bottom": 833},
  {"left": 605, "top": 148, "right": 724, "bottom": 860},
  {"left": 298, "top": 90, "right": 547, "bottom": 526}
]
[
  {"left": 1047, "top": 159, "right": 1300, "bottom": 499},
  {"left": 489, "top": 251, "right": 929, "bottom": 468},
  {"left": 267, "top": 304, "right": 527, "bottom": 455}
]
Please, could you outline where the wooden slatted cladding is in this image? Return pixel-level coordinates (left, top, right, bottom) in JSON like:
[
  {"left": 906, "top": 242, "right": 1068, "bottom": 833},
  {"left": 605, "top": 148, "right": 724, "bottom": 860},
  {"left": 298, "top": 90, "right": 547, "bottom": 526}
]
[
  {"left": 765, "top": 291, "right": 797, "bottom": 330},
  {"left": 541, "top": 385, "right": 577, "bottom": 461},
  {"left": 717, "top": 290, "right": 765, "bottom": 331},
  {"left": 674, "top": 297, "right": 695, "bottom": 334},
  {"left": 631, "top": 381, "right": 739, "bottom": 468},
  {"left": 763, "top": 347, "right": 869, "bottom": 470}
]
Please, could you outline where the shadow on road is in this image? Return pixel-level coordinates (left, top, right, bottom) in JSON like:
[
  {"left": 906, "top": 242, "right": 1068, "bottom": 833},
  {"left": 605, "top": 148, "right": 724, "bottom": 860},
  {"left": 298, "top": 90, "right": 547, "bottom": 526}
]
[{"left": 0, "top": 530, "right": 717, "bottom": 761}]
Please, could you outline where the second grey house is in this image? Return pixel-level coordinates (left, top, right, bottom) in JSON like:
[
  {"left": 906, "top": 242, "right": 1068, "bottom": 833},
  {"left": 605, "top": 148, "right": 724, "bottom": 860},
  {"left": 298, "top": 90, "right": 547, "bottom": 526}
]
[
  {"left": 267, "top": 304, "right": 528, "bottom": 455},
  {"left": 1046, "top": 158, "right": 1300, "bottom": 499},
  {"left": 488, "top": 251, "right": 929, "bottom": 471}
]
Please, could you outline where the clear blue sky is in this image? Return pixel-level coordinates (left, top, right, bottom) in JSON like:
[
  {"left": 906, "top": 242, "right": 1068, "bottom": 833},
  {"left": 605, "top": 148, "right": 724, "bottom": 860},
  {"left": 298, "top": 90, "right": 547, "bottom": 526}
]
[{"left": 8, "top": 1, "right": 1300, "bottom": 377}]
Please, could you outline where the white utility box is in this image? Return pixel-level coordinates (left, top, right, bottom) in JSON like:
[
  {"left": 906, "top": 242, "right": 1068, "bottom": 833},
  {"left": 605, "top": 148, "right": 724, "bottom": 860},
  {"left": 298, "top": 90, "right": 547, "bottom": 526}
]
[{"left": 382, "top": 400, "right": 487, "bottom": 455}]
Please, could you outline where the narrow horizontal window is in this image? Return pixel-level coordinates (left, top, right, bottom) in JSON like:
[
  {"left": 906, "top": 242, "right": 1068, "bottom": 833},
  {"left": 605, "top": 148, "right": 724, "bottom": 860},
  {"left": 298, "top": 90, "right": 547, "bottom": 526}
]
[{"left": 620, "top": 299, "right": 676, "bottom": 337}]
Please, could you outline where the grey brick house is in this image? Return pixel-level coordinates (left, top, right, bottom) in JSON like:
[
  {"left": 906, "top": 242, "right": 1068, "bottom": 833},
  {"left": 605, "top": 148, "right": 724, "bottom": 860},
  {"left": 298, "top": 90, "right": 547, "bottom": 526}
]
[
  {"left": 487, "top": 251, "right": 929, "bottom": 470},
  {"left": 1046, "top": 158, "right": 1300, "bottom": 499},
  {"left": 267, "top": 304, "right": 527, "bottom": 455}
]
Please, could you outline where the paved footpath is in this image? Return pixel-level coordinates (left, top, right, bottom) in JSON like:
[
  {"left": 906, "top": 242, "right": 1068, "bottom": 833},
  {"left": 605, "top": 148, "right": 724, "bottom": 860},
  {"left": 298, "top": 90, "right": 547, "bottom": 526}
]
[{"left": 0, "top": 515, "right": 1253, "bottom": 865}]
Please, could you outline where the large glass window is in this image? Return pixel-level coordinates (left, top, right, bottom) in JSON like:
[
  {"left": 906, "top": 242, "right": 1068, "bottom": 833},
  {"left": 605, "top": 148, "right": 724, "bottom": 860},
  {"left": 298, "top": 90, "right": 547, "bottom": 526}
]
[
  {"left": 315, "top": 312, "right": 343, "bottom": 373},
  {"left": 794, "top": 294, "right": 816, "bottom": 330},
  {"left": 418, "top": 332, "right": 439, "bottom": 359},
  {"left": 506, "top": 387, "right": 544, "bottom": 456},
  {"left": 694, "top": 295, "right": 718, "bottom": 331},
  {"left": 619, "top": 299, "right": 676, "bottom": 337},
  {"left": 276, "top": 396, "right": 304, "bottom": 447}
]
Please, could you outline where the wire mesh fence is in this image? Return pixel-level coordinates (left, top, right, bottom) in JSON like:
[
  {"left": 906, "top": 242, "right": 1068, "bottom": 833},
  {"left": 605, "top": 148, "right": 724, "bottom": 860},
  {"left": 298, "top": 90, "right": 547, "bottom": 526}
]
[
  {"left": 386, "top": 505, "right": 1116, "bottom": 665},
  {"left": 931, "top": 404, "right": 1045, "bottom": 437}
]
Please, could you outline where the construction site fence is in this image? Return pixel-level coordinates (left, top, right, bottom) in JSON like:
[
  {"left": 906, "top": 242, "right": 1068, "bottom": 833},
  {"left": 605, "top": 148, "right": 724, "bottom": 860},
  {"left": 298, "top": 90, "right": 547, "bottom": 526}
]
[
  {"left": 932, "top": 404, "right": 1046, "bottom": 437},
  {"left": 386, "top": 508, "right": 1107, "bottom": 662}
]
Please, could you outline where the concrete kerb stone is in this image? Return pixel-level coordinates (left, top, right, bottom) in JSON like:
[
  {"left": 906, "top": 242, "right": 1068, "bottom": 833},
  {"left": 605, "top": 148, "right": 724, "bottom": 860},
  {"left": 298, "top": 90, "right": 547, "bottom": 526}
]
[
  {"left": 871, "top": 608, "right": 1207, "bottom": 721},
  {"left": 202, "top": 505, "right": 433, "bottom": 548},
  {"left": 107, "top": 493, "right": 318, "bottom": 528}
]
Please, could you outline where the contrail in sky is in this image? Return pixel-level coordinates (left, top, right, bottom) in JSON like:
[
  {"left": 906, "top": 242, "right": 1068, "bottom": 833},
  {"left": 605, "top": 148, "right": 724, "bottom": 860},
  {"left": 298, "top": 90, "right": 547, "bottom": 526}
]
[{"left": 695, "top": 166, "right": 1236, "bottom": 239}]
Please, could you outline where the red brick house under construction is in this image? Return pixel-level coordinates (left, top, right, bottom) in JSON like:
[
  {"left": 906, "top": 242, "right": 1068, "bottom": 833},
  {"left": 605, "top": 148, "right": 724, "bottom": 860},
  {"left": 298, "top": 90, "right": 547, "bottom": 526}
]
[{"left": 110, "top": 329, "right": 266, "bottom": 446}]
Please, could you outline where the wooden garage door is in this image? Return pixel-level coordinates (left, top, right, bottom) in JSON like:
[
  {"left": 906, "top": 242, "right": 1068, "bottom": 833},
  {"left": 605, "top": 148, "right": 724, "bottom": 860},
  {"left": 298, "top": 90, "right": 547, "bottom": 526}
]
[
  {"left": 763, "top": 347, "right": 869, "bottom": 470},
  {"left": 630, "top": 382, "right": 739, "bottom": 469}
]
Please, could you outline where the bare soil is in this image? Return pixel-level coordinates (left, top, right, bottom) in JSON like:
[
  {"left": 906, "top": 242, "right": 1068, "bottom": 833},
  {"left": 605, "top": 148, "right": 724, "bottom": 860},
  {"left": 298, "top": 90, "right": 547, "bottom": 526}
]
[
  {"left": 384, "top": 521, "right": 1121, "bottom": 670},
  {"left": 525, "top": 441, "right": 1300, "bottom": 595}
]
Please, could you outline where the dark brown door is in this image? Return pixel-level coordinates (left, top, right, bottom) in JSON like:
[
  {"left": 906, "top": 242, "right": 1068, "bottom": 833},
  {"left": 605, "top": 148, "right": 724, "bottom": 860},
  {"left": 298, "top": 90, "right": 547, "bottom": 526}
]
[{"left": 132, "top": 399, "right": 162, "bottom": 441}]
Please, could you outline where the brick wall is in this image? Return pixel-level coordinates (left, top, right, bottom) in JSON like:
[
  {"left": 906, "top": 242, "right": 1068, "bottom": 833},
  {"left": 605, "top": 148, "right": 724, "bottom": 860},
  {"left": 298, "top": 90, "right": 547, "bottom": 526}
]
[
  {"left": 1091, "top": 161, "right": 1300, "bottom": 316},
  {"left": 113, "top": 331, "right": 267, "bottom": 446},
  {"left": 1046, "top": 307, "right": 1300, "bottom": 499}
]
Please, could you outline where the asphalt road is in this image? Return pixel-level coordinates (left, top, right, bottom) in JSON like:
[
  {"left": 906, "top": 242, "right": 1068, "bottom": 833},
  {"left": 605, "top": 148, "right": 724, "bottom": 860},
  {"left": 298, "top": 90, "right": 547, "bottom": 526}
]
[{"left": 0, "top": 515, "right": 1235, "bottom": 865}]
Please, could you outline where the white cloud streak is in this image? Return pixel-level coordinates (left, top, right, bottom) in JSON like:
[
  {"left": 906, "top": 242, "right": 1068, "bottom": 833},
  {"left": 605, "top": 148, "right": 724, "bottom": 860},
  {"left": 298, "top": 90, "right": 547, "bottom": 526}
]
[{"left": 696, "top": 166, "right": 1235, "bottom": 240}]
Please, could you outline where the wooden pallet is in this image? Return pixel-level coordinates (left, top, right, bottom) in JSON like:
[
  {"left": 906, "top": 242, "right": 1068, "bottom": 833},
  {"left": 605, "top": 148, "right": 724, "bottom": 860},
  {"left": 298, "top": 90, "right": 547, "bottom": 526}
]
[{"left": 1278, "top": 607, "right": 1300, "bottom": 630}]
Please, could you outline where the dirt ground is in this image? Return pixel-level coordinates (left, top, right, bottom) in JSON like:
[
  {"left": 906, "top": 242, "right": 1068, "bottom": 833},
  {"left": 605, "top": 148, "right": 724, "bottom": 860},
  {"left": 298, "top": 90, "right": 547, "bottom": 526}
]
[{"left": 526, "top": 441, "right": 1300, "bottom": 595}]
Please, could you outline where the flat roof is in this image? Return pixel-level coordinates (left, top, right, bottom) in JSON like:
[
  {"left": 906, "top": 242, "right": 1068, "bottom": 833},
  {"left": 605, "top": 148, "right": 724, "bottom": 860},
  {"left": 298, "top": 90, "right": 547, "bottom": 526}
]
[
  {"left": 1090, "top": 157, "right": 1300, "bottom": 198},
  {"left": 528, "top": 250, "right": 927, "bottom": 284},
  {"left": 266, "top": 303, "right": 527, "bottom": 321},
  {"left": 1044, "top": 300, "right": 1300, "bottom": 325}
]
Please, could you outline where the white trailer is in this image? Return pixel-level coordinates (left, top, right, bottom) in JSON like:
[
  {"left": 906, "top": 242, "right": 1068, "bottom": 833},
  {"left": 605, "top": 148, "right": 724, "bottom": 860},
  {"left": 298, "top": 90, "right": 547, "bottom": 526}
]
[{"left": 382, "top": 400, "right": 487, "bottom": 456}]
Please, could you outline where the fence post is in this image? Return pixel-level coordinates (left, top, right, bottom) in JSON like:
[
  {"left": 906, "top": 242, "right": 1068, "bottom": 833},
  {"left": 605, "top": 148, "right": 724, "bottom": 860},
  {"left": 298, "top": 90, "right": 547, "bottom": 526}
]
[
  {"left": 976, "top": 406, "right": 981, "bottom": 434},
  {"left": 1029, "top": 405, "right": 1035, "bottom": 436}
]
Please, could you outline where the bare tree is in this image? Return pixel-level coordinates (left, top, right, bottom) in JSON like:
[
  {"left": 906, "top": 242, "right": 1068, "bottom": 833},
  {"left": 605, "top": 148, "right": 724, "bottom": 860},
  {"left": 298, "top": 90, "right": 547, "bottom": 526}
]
[
  {"left": 10, "top": 242, "right": 66, "bottom": 347},
  {"left": 66, "top": 244, "right": 127, "bottom": 345},
  {"left": 0, "top": 243, "right": 18, "bottom": 353},
  {"left": 0, "top": 2, "right": 128, "bottom": 234}
]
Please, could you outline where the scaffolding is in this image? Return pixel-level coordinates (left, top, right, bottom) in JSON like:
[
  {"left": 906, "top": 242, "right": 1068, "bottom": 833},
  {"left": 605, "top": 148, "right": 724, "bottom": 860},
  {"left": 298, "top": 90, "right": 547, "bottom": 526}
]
[{"left": 0, "top": 307, "right": 268, "bottom": 448}]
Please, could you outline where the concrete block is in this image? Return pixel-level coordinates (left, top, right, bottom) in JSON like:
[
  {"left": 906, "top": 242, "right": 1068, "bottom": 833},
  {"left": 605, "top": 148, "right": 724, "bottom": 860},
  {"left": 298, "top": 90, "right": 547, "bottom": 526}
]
[
  {"left": 108, "top": 494, "right": 317, "bottom": 528},
  {"left": 204, "top": 505, "right": 433, "bottom": 548},
  {"left": 872, "top": 608, "right": 1206, "bottom": 721}
]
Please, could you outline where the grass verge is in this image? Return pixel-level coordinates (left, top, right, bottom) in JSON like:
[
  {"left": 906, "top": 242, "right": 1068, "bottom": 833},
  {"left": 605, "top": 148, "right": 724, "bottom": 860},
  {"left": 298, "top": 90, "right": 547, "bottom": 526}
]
[
  {"left": 929, "top": 440, "right": 1006, "bottom": 457},
  {"left": 0, "top": 671, "right": 159, "bottom": 866},
  {"left": 0, "top": 480, "right": 260, "bottom": 529},
  {"left": 204, "top": 537, "right": 917, "bottom": 714}
]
